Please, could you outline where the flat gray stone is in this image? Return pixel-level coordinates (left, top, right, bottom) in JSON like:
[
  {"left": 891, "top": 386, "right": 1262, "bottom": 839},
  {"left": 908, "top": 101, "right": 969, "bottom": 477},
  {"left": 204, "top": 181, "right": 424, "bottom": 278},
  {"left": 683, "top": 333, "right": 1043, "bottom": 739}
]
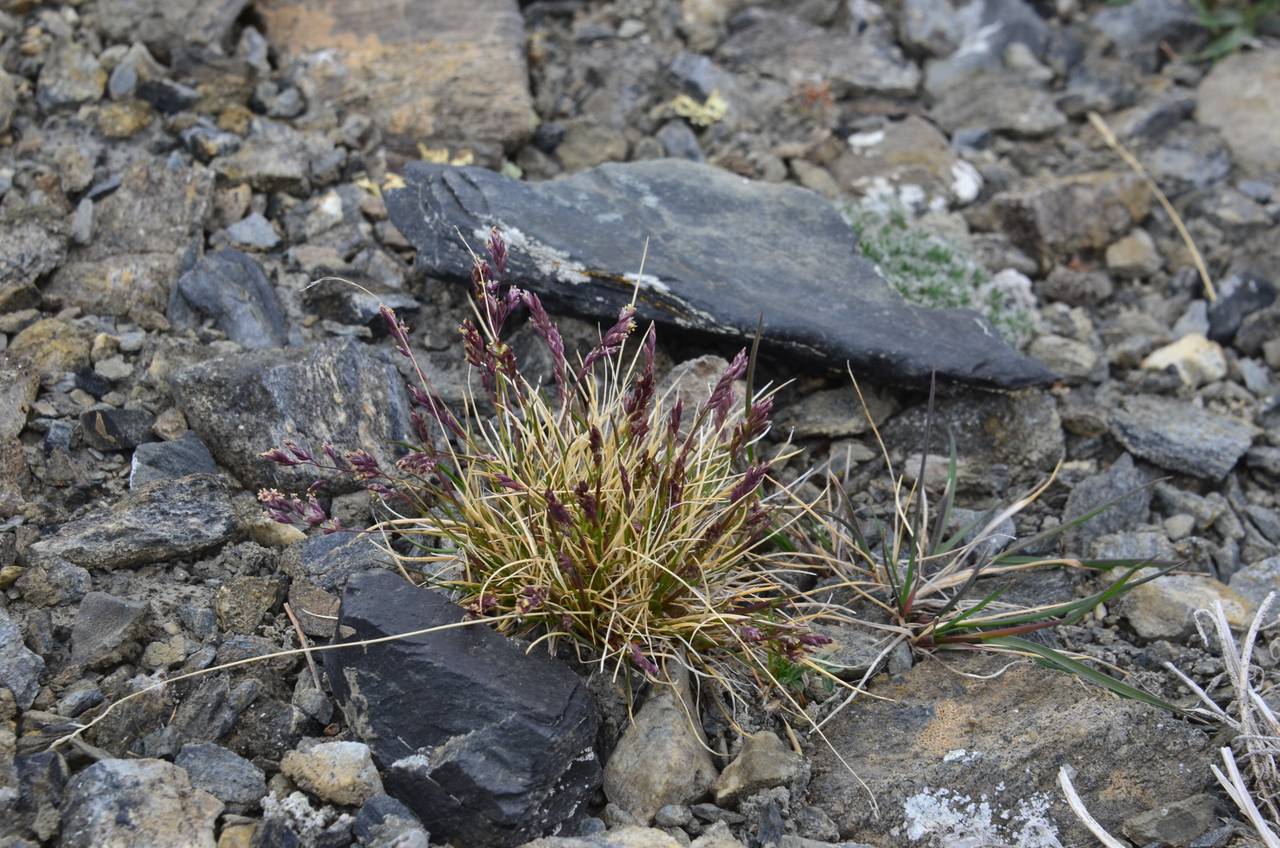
[
  {"left": 1110, "top": 395, "right": 1254, "bottom": 480},
  {"left": 808, "top": 654, "right": 1210, "bottom": 846},
  {"left": 26, "top": 474, "right": 237, "bottom": 570},
  {"left": 385, "top": 160, "right": 1054, "bottom": 389},
  {"left": 169, "top": 340, "right": 412, "bottom": 491},
  {"left": 168, "top": 249, "right": 288, "bottom": 349},
  {"left": 0, "top": 606, "right": 44, "bottom": 708}
]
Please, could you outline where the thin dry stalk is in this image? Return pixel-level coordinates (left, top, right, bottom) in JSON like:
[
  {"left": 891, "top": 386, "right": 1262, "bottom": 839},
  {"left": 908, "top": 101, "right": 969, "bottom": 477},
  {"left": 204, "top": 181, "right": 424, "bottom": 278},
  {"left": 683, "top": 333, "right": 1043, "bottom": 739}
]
[
  {"left": 1058, "top": 766, "right": 1128, "bottom": 848},
  {"left": 1165, "top": 593, "right": 1280, "bottom": 836},
  {"left": 1087, "top": 111, "right": 1216, "bottom": 302},
  {"left": 283, "top": 601, "right": 323, "bottom": 691}
]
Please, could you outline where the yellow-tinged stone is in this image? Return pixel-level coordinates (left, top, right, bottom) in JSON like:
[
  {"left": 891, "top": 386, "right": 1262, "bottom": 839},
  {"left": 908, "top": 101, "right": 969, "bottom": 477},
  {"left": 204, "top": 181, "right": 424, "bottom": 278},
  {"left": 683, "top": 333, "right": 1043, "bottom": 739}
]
[
  {"left": 1141, "top": 333, "right": 1228, "bottom": 388},
  {"left": 1122, "top": 569, "right": 1256, "bottom": 640},
  {"left": 10, "top": 318, "right": 91, "bottom": 380},
  {"left": 248, "top": 519, "right": 306, "bottom": 548},
  {"left": 258, "top": 0, "right": 537, "bottom": 155},
  {"left": 97, "top": 100, "right": 153, "bottom": 138},
  {"left": 217, "top": 818, "right": 258, "bottom": 848}
]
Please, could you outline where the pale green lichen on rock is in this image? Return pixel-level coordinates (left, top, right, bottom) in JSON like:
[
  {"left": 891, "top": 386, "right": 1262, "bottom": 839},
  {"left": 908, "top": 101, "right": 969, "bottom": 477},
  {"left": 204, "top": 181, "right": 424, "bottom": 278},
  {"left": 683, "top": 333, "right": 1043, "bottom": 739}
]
[{"left": 845, "top": 202, "right": 1036, "bottom": 347}]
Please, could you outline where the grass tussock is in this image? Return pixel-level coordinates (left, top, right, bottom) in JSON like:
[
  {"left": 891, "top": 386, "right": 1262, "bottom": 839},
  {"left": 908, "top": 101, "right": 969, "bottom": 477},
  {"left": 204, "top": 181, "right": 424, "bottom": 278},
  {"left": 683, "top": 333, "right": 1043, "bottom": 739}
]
[{"left": 260, "top": 229, "right": 840, "bottom": 715}]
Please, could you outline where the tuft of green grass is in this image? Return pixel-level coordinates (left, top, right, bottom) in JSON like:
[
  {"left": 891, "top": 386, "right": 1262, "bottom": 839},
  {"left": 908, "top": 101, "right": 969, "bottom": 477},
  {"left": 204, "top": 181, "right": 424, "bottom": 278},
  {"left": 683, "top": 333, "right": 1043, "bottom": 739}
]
[
  {"left": 1191, "top": 0, "right": 1280, "bottom": 59},
  {"left": 846, "top": 203, "right": 1036, "bottom": 346},
  {"left": 801, "top": 375, "right": 1183, "bottom": 724},
  {"left": 259, "top": 229, "right": 845, "bottom": 717}
]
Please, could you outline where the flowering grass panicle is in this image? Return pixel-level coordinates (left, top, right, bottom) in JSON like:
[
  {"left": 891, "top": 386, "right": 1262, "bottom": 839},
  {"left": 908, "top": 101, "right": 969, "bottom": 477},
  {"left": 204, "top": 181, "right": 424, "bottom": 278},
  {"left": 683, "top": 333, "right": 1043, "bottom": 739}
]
[{"left": 259, "top": 229, "right": 837, "bottom": 710}]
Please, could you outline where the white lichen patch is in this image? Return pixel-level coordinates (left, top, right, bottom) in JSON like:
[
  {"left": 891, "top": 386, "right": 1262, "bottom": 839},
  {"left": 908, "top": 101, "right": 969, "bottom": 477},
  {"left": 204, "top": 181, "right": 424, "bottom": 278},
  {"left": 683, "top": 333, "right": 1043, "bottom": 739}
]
[
  {"left": 900, "top": 787, "right": 1064, "bottom": 848},
  {"left": 481, "top": 225, "right": 592, "bottom": 285},
  {"left": 847, "top": 129, "right": 887, "bottom": 149},
  {"left": 950, "top": 161, "right": 983, "bottom": 206},
  {"left": 622, "top": 271, "right": 670, "bottom": 296},
  {"left": 942, "top": 748, "right": 982, "bottom": 764}
]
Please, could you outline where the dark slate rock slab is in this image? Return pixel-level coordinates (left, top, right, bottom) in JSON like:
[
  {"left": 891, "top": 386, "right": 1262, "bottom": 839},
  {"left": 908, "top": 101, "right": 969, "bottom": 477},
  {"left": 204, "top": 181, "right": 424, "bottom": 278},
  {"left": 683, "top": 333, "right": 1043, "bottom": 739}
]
[
  {"left": 280, "top": 532, "right": 395, "bottom": 592},
  {"left": 169, "top": 249, "right": 288, "bottom": 349},
  {"left": 26, "top": 474, "right": 237, "bottom": 570},
  {"left": 0, "top": 605, "right": 44, "bottom": 709},
  {"left": 385, "top": 160, "right": 1054, "bottom": 389},
  {"left": 326, "top": 571, "right": 600, "bottom": 848},
  {"left": 169, "top": 340, "right": 412, "bottom": 491},
  {"left": 79, "top": 407, "right": 156, "bottom": 452},
  {"left": 129, "top": 432, "right": 219, "bottom": 489}
]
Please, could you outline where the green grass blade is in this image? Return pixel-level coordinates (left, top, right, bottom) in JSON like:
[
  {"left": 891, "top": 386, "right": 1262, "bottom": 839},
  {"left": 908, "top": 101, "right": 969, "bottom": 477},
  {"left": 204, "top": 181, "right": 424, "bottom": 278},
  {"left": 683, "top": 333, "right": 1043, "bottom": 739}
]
[{"left": 985, "top": 635, "right": 1182, "bottom": 714}]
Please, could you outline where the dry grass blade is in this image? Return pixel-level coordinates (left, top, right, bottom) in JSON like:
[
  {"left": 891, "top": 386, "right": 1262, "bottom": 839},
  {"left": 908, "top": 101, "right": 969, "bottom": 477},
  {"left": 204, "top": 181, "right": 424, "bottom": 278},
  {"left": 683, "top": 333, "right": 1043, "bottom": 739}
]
[
  {"left": 1168, "top": 593, "right": 1280, "bottom": 839},
  {"left": 1087, "top": 111, "right": 1216, "bottom": 302},
  {"left": 1058, "top": 766, "right": 1128, "bottom": 848}
]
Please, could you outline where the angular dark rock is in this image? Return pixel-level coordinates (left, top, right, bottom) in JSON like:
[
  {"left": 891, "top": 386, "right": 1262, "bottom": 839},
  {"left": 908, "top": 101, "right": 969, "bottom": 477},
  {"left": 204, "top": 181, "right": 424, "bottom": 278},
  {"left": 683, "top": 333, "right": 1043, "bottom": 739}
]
[
  {"left": 259, "top": 0, "right": 536, "bottom": 156},
  {"left": 175, "top": 742, "right": 267, "bottom": 811},
  {"left": 70, "top": 592, "right": 150, "bottom": 669},
  {"left": 129, "top": 433, "right": 219, "bottom": 488},
  {"left": 0, "top": 606, "right": 44, "bottom": 709},
  {"left": 0, "top": 211, "right": 68, "bottom": 292},
  {"left": 26, "top": 474, "right": 237, "bottom": 570},
  {"left": 719, "top": 8, "right": 920, "bottom": 97},
  {"left": 169, "top": 340, "right": 412, "bottom": 491},
  {"left": 169, "top": 249, "right": 288, "bottom": 349},
  {"left": 280, "top": 532, "right": 395, "bottom": 593},
  {"left": 97, "top": 0, "right": 251, "bottom": 60},
  {"left": 15, "top": 750, "right": 68, "bottom": 843},
  {"left": 45, "top": 157, "right": 213, "bottom": 318},
  {"left": 923, "top": 0, "right": 1051, "bottom": 94},
  {"left": 1062, "top": 453, "right": 1151, "bottom": 557},
  {"left": 355, "top": 794, "right": 431, "bottom": 848},
  {"left": 301, "top": 278, "right": 420, "bottom": 332},
  {"left": 79, "top": 408, "right": 157, "bottom": 452},
  {"left": 385, "top": 160, "right": 1053, "bottom": 389},
  {"left": 59, "top": 758, "right": 223, "bottom": 848},
  {"left": 326, "top": 571, "right": 601, "bottom": 848},
  {"left": 1208, "top": 272, "right": 1276, "bottom": 344},
  {"left": 1092, "top": 0, "right": 1206, "bottom": 68}
]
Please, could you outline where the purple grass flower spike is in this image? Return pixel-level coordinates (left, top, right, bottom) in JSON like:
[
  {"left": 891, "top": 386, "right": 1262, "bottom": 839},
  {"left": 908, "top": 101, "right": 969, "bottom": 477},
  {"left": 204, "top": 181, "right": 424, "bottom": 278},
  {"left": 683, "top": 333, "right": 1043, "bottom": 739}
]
[
  {"left": 579, "top": 304, "right": 636, "bottom": 378},
  {"left": 379, "top": 305, "right": 414, "bottom": 359},
  {"left": 256, "top": 488, "right": 294, "bottom": 524},
  {"left": 409, "top": 387, "right": 465, "bottom": 440},
  {"left": 704, "top": 348, "right": 748, "bottom": 429},
  {"left": 557, "top": 549, "right": 584, "bottom": 589},
  {"left": 629, "top": 641, "right": 659, "bottom": 676},
  {"left": 259, "top": 447, "right": 300, "bottom": 467},
  {"left": 488, "top": 227, "right": 508, "bottom": 279},
  {"left": 575, "top": 480, "right": 599, "bottom": 523},
  {"left": 798, "top": 632, "right": 833, "bottom": 648},
  {"left": 522, "top": 291, "right": 567, "bottom": 391},
  {"left": 545, "top": 488, "right": 573, "bottom": 526},
  {"left": 517, "top": 585, "right": 547, "bottom": 614},
  {"left": 300, "top": 495, "right": 327, "bottom": 527},
  {"left": 495, "top": 473, "right": 526, "bottom": 491},
  {"left": 322, "top": 443, "right": 353, "bottom": 471},
  {"left": 739, "top": 625, "right": 763, "bottom": 642},
  {"left": 667, "top": 397, "right": 684, "bottom": 439},
  {"left": 729, "top": 463, "right": 769, "bottom": 504},
  {"left": 397, "top": 452, "right": 438, "bottom": 475},
  {"left": 282, "top": 439, "right": 313, "bottom": 463},
  {"left": 345, "top": 449, "right": 382, "bottom": 479},
  {"left": 624, "top": 324, "right": 657, "bottom": 436}
]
